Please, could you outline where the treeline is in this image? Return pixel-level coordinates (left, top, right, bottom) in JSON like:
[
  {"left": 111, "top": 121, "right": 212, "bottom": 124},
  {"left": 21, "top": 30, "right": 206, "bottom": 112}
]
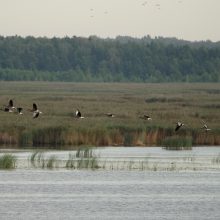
[{"left": 0, "top": 35, "right": 220, "bottom": 82}]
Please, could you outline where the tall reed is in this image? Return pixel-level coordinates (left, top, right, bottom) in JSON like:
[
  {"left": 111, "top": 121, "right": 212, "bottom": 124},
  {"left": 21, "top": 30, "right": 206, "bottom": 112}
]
[
  {"left": 162, "top": 136, "right": 192, "bottom": 150},
  {"left": 66, "top": 147, "right": 99, "bottom": 169},
  {"left": 0, "top": 154, "right": 16, "bottom": 169}
]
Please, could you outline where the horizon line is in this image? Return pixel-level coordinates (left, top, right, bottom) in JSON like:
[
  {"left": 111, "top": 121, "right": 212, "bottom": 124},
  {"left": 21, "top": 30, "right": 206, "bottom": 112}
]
[{"left": 0, "top": 34, "right": 219, "bottom": 43}]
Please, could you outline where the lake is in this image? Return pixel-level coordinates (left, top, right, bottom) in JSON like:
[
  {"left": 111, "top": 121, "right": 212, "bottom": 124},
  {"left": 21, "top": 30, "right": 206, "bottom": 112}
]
[
  {"left": 0, "top": 147, "right": 220, "bottom": 219},
  {"left": 1, "top": 146, "right": 220, "bottom": 171}
]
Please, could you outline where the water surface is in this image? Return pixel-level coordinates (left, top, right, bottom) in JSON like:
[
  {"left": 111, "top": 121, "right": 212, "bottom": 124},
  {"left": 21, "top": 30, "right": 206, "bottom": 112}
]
[
  {"left": 0, "top": 170, "right": 220, "bottom": 220},
  {"left": 1, "top": 146, "right": 220, "bottom": 171},
  {"left": 0, "top": 147, "right": 220, "bottom": 219}
]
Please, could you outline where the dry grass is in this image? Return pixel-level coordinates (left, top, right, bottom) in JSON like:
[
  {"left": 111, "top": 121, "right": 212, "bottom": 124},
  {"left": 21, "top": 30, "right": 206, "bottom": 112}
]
[{"left": 0, "top": 82, "right": 220, "bottom": 147}]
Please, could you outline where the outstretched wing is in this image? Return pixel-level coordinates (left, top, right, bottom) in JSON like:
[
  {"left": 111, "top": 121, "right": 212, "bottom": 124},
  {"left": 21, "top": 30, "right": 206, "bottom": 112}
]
[
  {"left": 4, "top": 107, "right": 10, "bottom": 112},
  {"left": 175, "top": 124, "right": 180, "bottom": 131},
  {"left": 33, "top": 103, "right": 37, "bottom": 111},
  {"left": 9, "top": 99, "right": 13, "bottom": 107},
  {"left": 201, "top": 120, "right": 208, "bottom": 129},
  {"left": 33, "top": 111, "right": 39, "bottom": 118},
  {"left": 76, "top": 110, "right": 81, "bottom": 118}
]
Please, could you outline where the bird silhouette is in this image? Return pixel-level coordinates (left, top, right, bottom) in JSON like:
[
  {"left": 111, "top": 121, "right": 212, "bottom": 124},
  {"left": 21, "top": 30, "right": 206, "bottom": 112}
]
[
  {"left": 175, "top": 122, "right": 184, "bottom": 131},
  {"left": 75, "top": 109, "right": 85, "bottom": 119},
  {"left": 3, "top": 99, "right": 16, "bottom": 112},
  {"left": 30, "top": 103, "right": 42, "bottom": 118},
  {"left": 16, "top": 107, "right": 23, "bottom": 115},
  {"left": 201, "top": 120, "right": 211, "bottom": 132},
  {"left": 139, "top": 114, "right": 152, "bottom": 120},
  {"left": 106, "top": 113, "right": 115, "bottom": 117}
]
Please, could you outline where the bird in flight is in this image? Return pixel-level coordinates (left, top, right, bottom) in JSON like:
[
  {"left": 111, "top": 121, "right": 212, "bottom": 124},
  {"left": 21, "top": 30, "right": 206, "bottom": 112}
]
[
  {"left": 175, "top": 122, "right": 184, "bottom": 131},
  {"left": 75, "top": 109, "right": 85, "bottom": 119},
  {"left": 201, "top": 120, "right": 211, "bottom": 132},
  {"left": 16, "top": 107, "right": 23, "bottom": 115},
  {"left": 31, "top": 103, "right": 42, "bottom": 118},
  {"left": 139, "top": 114, "right": 152, "bottom": 121},
  {"left": 106, "top": 113, "right": 115, "bottom": 118},
  {"left": 3, "top": 99, "right": 16, "bottom": 112}
]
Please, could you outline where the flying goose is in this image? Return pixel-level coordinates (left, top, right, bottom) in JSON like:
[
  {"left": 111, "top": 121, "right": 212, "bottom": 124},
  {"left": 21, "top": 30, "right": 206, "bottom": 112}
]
[
  {"left": 31, "top": 103, "right": 42, "bottom": 118},
  {"left": 201, "top": 120, "right": 211, "bottom": 132},
  {"left": 143, "top": 115, "right": 152, "bottom": 120},
  {"left": 75, "top": 109, "right": 84, "bottom": 119},
  {"left": 16, "top": 107, "right": 23, "bottom": 115},
  {"left": 139, "top": 114, "right": 152, "bottom": 120},
  {"left": 106, "top": 113, "right": 115, "bottom": 117},
  {"left": 175, "top": 122, "right": 184, "bottom": 131},
  {"left": 3, "top": 99, "right": 16, "bottom": 112}
]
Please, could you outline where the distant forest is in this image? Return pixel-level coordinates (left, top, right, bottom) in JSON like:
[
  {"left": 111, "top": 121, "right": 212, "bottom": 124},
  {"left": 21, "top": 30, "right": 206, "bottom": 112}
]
[{"left": 0, "top": 35, "right": 220, "bottom": 82}]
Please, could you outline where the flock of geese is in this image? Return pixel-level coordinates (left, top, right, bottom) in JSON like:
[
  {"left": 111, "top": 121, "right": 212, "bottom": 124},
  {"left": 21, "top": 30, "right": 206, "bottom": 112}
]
[
  {"left": 1, "top": 99, "right": 211, "bottom": 132},
  {"left": 1, "top": 100, "right": 42, "bottom": 119}
]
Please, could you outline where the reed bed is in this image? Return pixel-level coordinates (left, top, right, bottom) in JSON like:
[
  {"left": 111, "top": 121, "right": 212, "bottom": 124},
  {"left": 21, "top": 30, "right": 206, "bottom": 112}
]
[
  {"left": 3, "top": 149, "right": 220, "bottom": 171},
  {"left": 162, "top": 136, "right": 193, "bottom": 150},
  {"left": 66, "top": 148, "right": 99, "bottom": 169},
  {"left": 29, "top": 148, "right": 100, "bottom": 169},
  {"left": 0, "top": 82, "right": 220, "bottom": 148},
  {"left": 46, "top": 155, "right": 58, "bottom": 169},
  {"left": 0, "top": 154, "right": 17, "bottom": 169}
]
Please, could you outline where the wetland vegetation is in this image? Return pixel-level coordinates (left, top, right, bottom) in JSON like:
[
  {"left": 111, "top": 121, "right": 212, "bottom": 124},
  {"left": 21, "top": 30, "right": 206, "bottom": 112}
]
[
  {"left": 0, "top": 82, "right": 220, "bottom": 148},
  {"left": 0, "top": 154, "right": 16, "bottom": 169},
  {"left": 162, "top": 136, "right": 192, "bottom": 150}
]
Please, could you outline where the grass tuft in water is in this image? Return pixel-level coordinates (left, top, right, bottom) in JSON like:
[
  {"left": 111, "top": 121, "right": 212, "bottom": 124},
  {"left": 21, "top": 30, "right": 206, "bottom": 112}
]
[
  {"left": 30, "top": 151, "right": 39, "bottom": 167},
  {"left": 66, "top": 153, "right": 76, "bottom": 169},
  {"left": 66, "top": 148, "right": 99, "bottom": 169},
  {"left": 0, "top": 154, "right": 17, "bottom": 169},
  {"left": 47, "top": 155, "right": 58, "bottom": 169},
  {"left": 76, "top": 147, "right": 99, "bottom": 169},
  {"left": 30, "top": 151, "right": 58, "bottom": 168},
  {"left": 212, "top": 154, "right": 220, "bottom": 164},
  {"left": 162, "top": 136, "right": 192, "bottom": 150}
]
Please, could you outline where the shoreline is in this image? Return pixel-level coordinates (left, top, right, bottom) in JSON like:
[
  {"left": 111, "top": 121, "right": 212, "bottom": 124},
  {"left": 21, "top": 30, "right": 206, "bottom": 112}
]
[{"left": 0, "top": 127, "right": 220, "bottom": 148}]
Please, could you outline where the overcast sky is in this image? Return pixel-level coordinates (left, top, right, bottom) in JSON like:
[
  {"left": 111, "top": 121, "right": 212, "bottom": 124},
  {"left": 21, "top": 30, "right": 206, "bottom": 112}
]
[{"left": 0, "top": 0, "right": 219, "bottom": 41}]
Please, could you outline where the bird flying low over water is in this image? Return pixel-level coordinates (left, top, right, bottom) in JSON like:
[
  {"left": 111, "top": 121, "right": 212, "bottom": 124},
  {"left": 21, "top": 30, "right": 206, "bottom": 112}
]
[
  {"left": 201, "top": 120, "right": 211, "bottom": 132},
  {"left": 75, "top": 109, "right": 84, "bottom": 119},
  {"left": 31, "top": 103, "right": 42, "bottom": 118},
  {"left": 175, "top": 122, "right": 184, "bottom": 131},
  {"left": 3, "top": 99, "right": 16, "bottom": 112}
]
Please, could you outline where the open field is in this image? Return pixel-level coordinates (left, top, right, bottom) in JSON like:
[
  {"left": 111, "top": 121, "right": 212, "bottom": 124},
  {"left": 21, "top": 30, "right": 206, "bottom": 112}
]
[{"left": 0, "top": 82, "right": 220, "bottom": 147}]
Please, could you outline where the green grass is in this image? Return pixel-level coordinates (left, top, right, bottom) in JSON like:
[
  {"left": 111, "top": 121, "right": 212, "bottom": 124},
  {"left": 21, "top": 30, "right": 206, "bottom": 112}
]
[
  {"left": 0, "top": 154, "right": 16, "bottom": 169},
  {"left": 0, "top": 82, "right": 220, "bottom": 147},
  {"left": 30, "top": 151, "right": 39, "bottom": 167},
  {"left": 162, "top": 136, "right": 192, "bottom": 150},
  {"left": 30, "top": 151, "right": 58, "bottom": 168},
  {"left": 66, "top": 148, "right": 99, "bottom": 169}
]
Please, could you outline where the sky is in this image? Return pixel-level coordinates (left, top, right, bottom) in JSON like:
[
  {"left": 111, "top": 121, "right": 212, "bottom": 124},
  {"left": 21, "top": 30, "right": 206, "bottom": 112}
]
[{"left": 0, "top": 0, "right": 219, "bottom": 42}]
